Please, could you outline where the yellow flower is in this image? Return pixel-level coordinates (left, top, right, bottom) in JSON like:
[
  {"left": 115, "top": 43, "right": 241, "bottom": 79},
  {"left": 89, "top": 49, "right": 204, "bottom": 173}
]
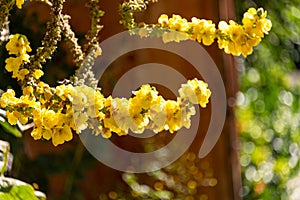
[
  {"left": 178, "top": 78, "right": 211, "bottom": 107},
  {"left": 73, "top": 85, "right": 95, "bottom": 111},
  {"left": 180, "top": 101, "right": 196, "bottom": 129},
  {"left": 129, "top": 84, "right": 157, "bottom": 128},
  {"left": 6, "top": 109, "right": 28, "bottom": 125},
  {"left": 101, "top": 128, "right": 112, "bottom": 138},
  {"left": 23, "top": 86, "right": 34, "bottom": 96},
  {"left": 94, "top": 90, "right": 105, "bottom": 119},
  {"left": 5, "top": 57, "right": 23, "bottom": 73},
  {"left": 55, "top": 84, "right": 74, "bottom": 101},
  {"left": 14, "top": 69, "right": 29, "bottom": 81},
  {"left": 18, "top": 113, "right": 28, "bottom": 124},
  {"left": 19, "top": 94, "right": 37, "bottom": 108},
  {"left": 190, "top": 18, "right": 216, "bottom": 46},
  {"left": 6, "top": 111, "right": 18, "bottom": 125},
  {"left": 33, "top": 109, "right": 42, "bottom": 127},
  {"left": 33, "top": 69, "right": 44, "bottom": 79},
  {"left": 19, "top": 53, "right": 30, "bottom": 62},
  {"left": 147, "top": 96, "right": 166, "bottom": 133},
  {"left": 164, "top": 100, "right": 181, "bottom": 133},
  {"left": 257, "top": 18, "right": 272, "bottom": 35},
  {"left": 73, "top": 112, "right": 89, "bottom": 133},
  {"left": 63, "top": 105, "right": 77, "bottom": 131},
  {"left": 158, "top": 14, "right": 169, "bottom": 27},
  {"left": 6, "top": 34, "right": 31, "bottom": 55},
  {"left": 242, "top": 8, "right": 258, "bottom": 28},
  {"left": 111, "top": 98, "right": 131, "bottom": 134},
  {"left": 16, "top": 0, "right": 25, "bottom": 9},
  {"left": 52, "top": 126, "right": 73, "bottom": 146},
  {"left": 0, "top": 89, "right": 16, "bottom": 108},
  {"left": 42, "top": 109, "right": 59, "bottom": 129},
  {"left": 31, "top": 127, "right": 43, "bottom": 140},
  {"left": 168, "top": 14, "right": 189, "bottom": 32},
  {"left": 42, "top": 129, "right": 52, "bottom": 140},
  {"left": 103, "top": 113, "right": 124, "bottom": 136}
]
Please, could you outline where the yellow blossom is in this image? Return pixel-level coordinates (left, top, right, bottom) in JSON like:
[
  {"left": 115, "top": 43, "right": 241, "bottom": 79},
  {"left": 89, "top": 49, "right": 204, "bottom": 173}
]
[
  {"left": 52, "top": 126, "right": 73, "bottom": 146},
  {"left": 23, "top": 86, "right": 34, "bottom": 96},
  {"left": 14, "top": 69, "right": 29, "bottom": 81},
  {"left": 55, "top": 84, "right": 74, "bottom": 101},
  {"left": 129, "top": 84, "right": 158, "bottom": 128},
  {"left": 158, "top": 14, "right": 169, "bottom": 27},
  {"left": 6, "top": 111, "right": 18, "bottom": 125},
  {"left": 33, "top": 69, "right": 44, "bottom": 79},
  {"left": 33, "top": 109, "right": 42, "bottom": 127},
  {"left": 5, "top": 57, "right": 23, "bottom": 73},
  {"left": 73, "top": 85, "right": 96, "bottom": 111},
  {"left": 147, "top": 96, "right": 166, "bottom": 133},
  {"left": 42, "top": 129, "right": 52, "bottom": 140},
  {"left": 16, "top": 0, "right": 25, "bottom": 9},
  {"left": 164, "top": 100, "right": 181, "bottom": 133},
  {"left": 168, "top": 14, "right": 189, "bottom": 32},
  {"left": 179, "top": 78, "right": 211, "bottom": 107},
  {"left": 42, "top": 109, "right": 59, "bottom": 129},
  {"left": 101, "top": 128, "right": 112, "bottom": 139},
  {"left": 190, "top": 18, "right": 216, "bottom": 46},
  {"left": 0, "top": 89, "right": 16, "bottom": 108},
  {"left": 179, "top": 99, "right": 196, "bottom": 129},
  {"left": 111, "top": 98, "right": 131, "bottom": 134},
  {"left": 94, "top": 90, "right": 105, "bottom": 119},
  {"left": 6, "top": 34, "right": 31, "bottom": 55},
  {"left": 31, "top": 127, "right": 43, "bottom": 140},
  {"left": 73, "top": 112, "right": 89, "bottom": 133}
]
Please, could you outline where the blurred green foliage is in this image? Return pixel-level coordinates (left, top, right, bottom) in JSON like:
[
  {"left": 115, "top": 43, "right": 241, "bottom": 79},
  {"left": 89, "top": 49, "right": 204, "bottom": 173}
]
[
  {"left": 0, "top": 184, "right": 39, "bottom": 200},
  {"left": 236, "top": 0, "right": 300, "bottom": 199}
]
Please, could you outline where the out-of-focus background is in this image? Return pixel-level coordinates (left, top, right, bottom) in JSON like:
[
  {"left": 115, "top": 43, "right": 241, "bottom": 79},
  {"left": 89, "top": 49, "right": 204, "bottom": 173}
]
[{"left": 1, "top": 0, "right": 300, "bottom": 199}]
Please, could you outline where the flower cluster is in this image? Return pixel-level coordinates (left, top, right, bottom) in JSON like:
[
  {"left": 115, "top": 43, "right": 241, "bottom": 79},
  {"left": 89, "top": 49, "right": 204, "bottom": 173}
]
[
  {"left": 218, "top": 8, "right": 272, "bottom": 57},
  {"left": 156, "top": 7, "right": 272, "bottom": 57},
  {"left": 1, "top": 34, "right": 211, "bottom": 146},
  {"left": 0, "top": 78, "right": 210, "bottom": 146},
  {"left": 4, "top": 34, "right": 34, "bottom": 81}
]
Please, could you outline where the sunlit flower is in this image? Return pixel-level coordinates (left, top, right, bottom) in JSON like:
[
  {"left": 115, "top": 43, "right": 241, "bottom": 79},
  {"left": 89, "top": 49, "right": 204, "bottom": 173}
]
[
  {"left": 55, "top": 84, "right": 74, "bottom": 101},
  {"left": 6, "top": 111, "right": 18, "bottom": 125},
  {"left": 179, "top": 78, "right": 211, "bottom": 107},
  {"left": 31, "top": 127, "right": 43, "bottom": 140},
  {"left": 33, "top": 69, "right": 44, "bottom": 79},
  {"left": 14, "top": 68, "right": 29, "bottom": 80},
  {"left": 190, "top": 18, "right": 216, "bottom": 46},
  {"left": 158, "top": 14, "right": 169, "bottom": 27},
  {"left": 164, "top": 100, "right": 181, "bottom": 133},
  {"left": 52, "top": 126, "right": 73, "bottom": 146},
  {"left": 0, "top": 89, "right": 16, "bottom": 108},
  {"left": 42, "top": 109, "right": 59, "bottom": 129},
  {"left": 5, "top": 57, "right": 23, "bottom": 73},
  {"left": 16, "top": 0, "right": 25, "bottom": 9},
  {"left": 6, "top": 34, "right": 31, "bottom": 55},
  {"left": 168, "top": 14, "right": 189, "bottom": 32}
]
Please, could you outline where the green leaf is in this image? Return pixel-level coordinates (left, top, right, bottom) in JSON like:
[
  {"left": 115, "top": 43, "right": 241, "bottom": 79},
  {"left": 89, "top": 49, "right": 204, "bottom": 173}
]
[
  {"left": 0, "top": 121, "right": 22, "bottom": 138},
  {"left": 0, "top": 185, "right": 39, "bottom": 200}
]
